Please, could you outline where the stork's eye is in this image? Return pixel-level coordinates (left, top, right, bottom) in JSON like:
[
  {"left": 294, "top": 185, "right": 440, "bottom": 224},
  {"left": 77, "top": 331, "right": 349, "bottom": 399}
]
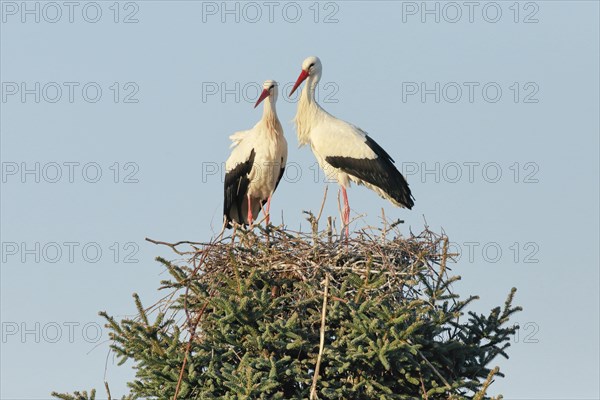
[
  {"left": 309, "top": 63, "right": 315, "bottom": 68},
  {"left": 269, "top": 84, "right": 275, "bottom": 90}
]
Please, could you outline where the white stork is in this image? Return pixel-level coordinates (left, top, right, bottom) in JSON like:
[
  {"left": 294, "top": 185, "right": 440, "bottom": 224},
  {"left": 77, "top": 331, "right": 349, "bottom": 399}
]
[
  {"left": 289, "top": 56, "right": 414, "bottom": 232},
  {"left": 223, "top": 80, "right": 288, "bottom": 228}
]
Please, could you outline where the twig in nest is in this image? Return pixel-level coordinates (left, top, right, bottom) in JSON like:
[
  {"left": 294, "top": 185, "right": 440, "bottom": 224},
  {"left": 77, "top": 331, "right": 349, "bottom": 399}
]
[
  {"left": 310, "top": 274, "right": 330, "bottom": 400},
  {"left": 145, "top": 238, "right": 204, "bottom": 255},
  {"left": 104, "top": 381, "right": 112, "bottom": 400},
  {"left": 381, "top": 208, "right": 387, "bottom": 240},
  {"left": 316, "top": 186, "right": 329, "bottom": 224}
]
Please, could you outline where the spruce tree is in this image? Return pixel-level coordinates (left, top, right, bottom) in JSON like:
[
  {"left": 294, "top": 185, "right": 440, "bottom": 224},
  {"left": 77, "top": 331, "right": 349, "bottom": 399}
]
[{"left": 53, "top": 219, "right": 521, "bottom": 399}]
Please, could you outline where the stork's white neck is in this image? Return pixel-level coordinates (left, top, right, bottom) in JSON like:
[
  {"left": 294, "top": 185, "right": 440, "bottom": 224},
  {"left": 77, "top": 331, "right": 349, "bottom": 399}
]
[
  {"left": 262, "top": 97, "right": 277, "bottom": 118},
  {"left": 294, "top": 73, "right": 325, "bottom": 146},
  {"left": 261, "top": 98, "right": 283, "bottom": 136}
]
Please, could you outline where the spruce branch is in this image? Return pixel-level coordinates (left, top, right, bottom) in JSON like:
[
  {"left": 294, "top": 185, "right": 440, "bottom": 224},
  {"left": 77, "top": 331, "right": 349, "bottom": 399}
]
[{"left": 310, "top": 273, "right": 330, "bottom": 400}]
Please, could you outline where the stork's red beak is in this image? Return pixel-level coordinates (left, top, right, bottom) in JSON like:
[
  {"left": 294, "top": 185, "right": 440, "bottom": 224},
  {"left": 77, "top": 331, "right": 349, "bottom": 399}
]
[
  {"left": 289, "top": 69, "right": 309, "bottom": 96},
  {"left": 254, "top": 88, "right": 270, "bottom": 108}
]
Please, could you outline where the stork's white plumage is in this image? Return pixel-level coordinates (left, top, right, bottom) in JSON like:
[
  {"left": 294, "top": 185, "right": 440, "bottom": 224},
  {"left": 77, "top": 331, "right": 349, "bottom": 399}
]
[
  {"left": 289, "top": 56, "right": 414, "bottom": 231},
  {"left": 224, "top": 80, "right": 287, "bottom": 227}
]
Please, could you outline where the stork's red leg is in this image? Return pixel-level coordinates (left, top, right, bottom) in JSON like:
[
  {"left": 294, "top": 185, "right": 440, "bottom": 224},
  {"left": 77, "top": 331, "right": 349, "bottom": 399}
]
[
  {"left": 264, "top": 195, "right": 272, "bottom": 225},
  {"left": 247, "top": 194, "right": 253, "bottom": 225},
  {"left": 341, "top": 186, "right": 350, "bottom": 237}
]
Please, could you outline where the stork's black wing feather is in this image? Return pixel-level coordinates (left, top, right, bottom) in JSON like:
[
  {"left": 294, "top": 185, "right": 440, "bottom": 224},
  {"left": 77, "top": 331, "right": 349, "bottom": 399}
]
[
  {"left": 224, "top": 149, "right": 256, "bottom": 227},
  {"left": 274, "top": 157, "right": 285, "bottom": 191},
  {"left": 325, "top": 135, "right": 414, "bottom": 209}
]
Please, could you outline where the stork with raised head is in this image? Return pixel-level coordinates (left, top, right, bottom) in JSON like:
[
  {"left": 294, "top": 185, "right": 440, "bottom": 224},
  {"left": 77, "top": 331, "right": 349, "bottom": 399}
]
[
  {"left": 289, "top": 56, "right": 414, "bottom": 233},
  {"left": 223, "top": 80, "right": 287, "bottom": 228}
]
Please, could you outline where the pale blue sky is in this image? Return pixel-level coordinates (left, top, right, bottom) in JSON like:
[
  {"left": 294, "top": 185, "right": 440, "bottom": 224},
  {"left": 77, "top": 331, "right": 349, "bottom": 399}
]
[{"left": 1, "top": 1, "right": 599, "bottom": 398}]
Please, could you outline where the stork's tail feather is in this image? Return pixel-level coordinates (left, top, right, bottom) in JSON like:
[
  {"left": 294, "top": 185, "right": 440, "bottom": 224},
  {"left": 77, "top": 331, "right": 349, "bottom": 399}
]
[
  {"left": 223, "top": 198, "right": 265, "bottom": 229},
  {"left": 388, "top": 172, "right": 414, "bottom": 210}
]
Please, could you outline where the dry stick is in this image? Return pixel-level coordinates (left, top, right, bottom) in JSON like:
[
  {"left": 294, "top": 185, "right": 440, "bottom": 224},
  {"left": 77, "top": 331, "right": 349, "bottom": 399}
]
[
  {"left": 416, "top": 349, "right": 452, "bottom": 390},
  {"left": 145, "top": 238, "right": 205, "bottom": 255},
  {"left": 310, "top": 274, "right": 330, "bottom": 400},
  {"left": 173, "top": 294, "right": 213, "bottom": 400},
  {"left": 217, "top": 218, "right": 228, "bottom": 241},
  {"left": 316, "top": 186, "right": 329, "bottom": 224},
  {"left": 308, "top": 187, "right": 330, "bottom": 244},
  {"left": 254, "top": 212, "right": 270, "bottom": 229},
  {"left": 419, "top": 372, "right": 429, "bottom": 400},
  {"left": 381, "top": 207, "right": 387, "bottom": 241},
  {"left": 102, "top": 346, "right": 112, "bottom": 383},
  {"left": 104, "top": 381, "right": 112, "bottom": 400}
]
